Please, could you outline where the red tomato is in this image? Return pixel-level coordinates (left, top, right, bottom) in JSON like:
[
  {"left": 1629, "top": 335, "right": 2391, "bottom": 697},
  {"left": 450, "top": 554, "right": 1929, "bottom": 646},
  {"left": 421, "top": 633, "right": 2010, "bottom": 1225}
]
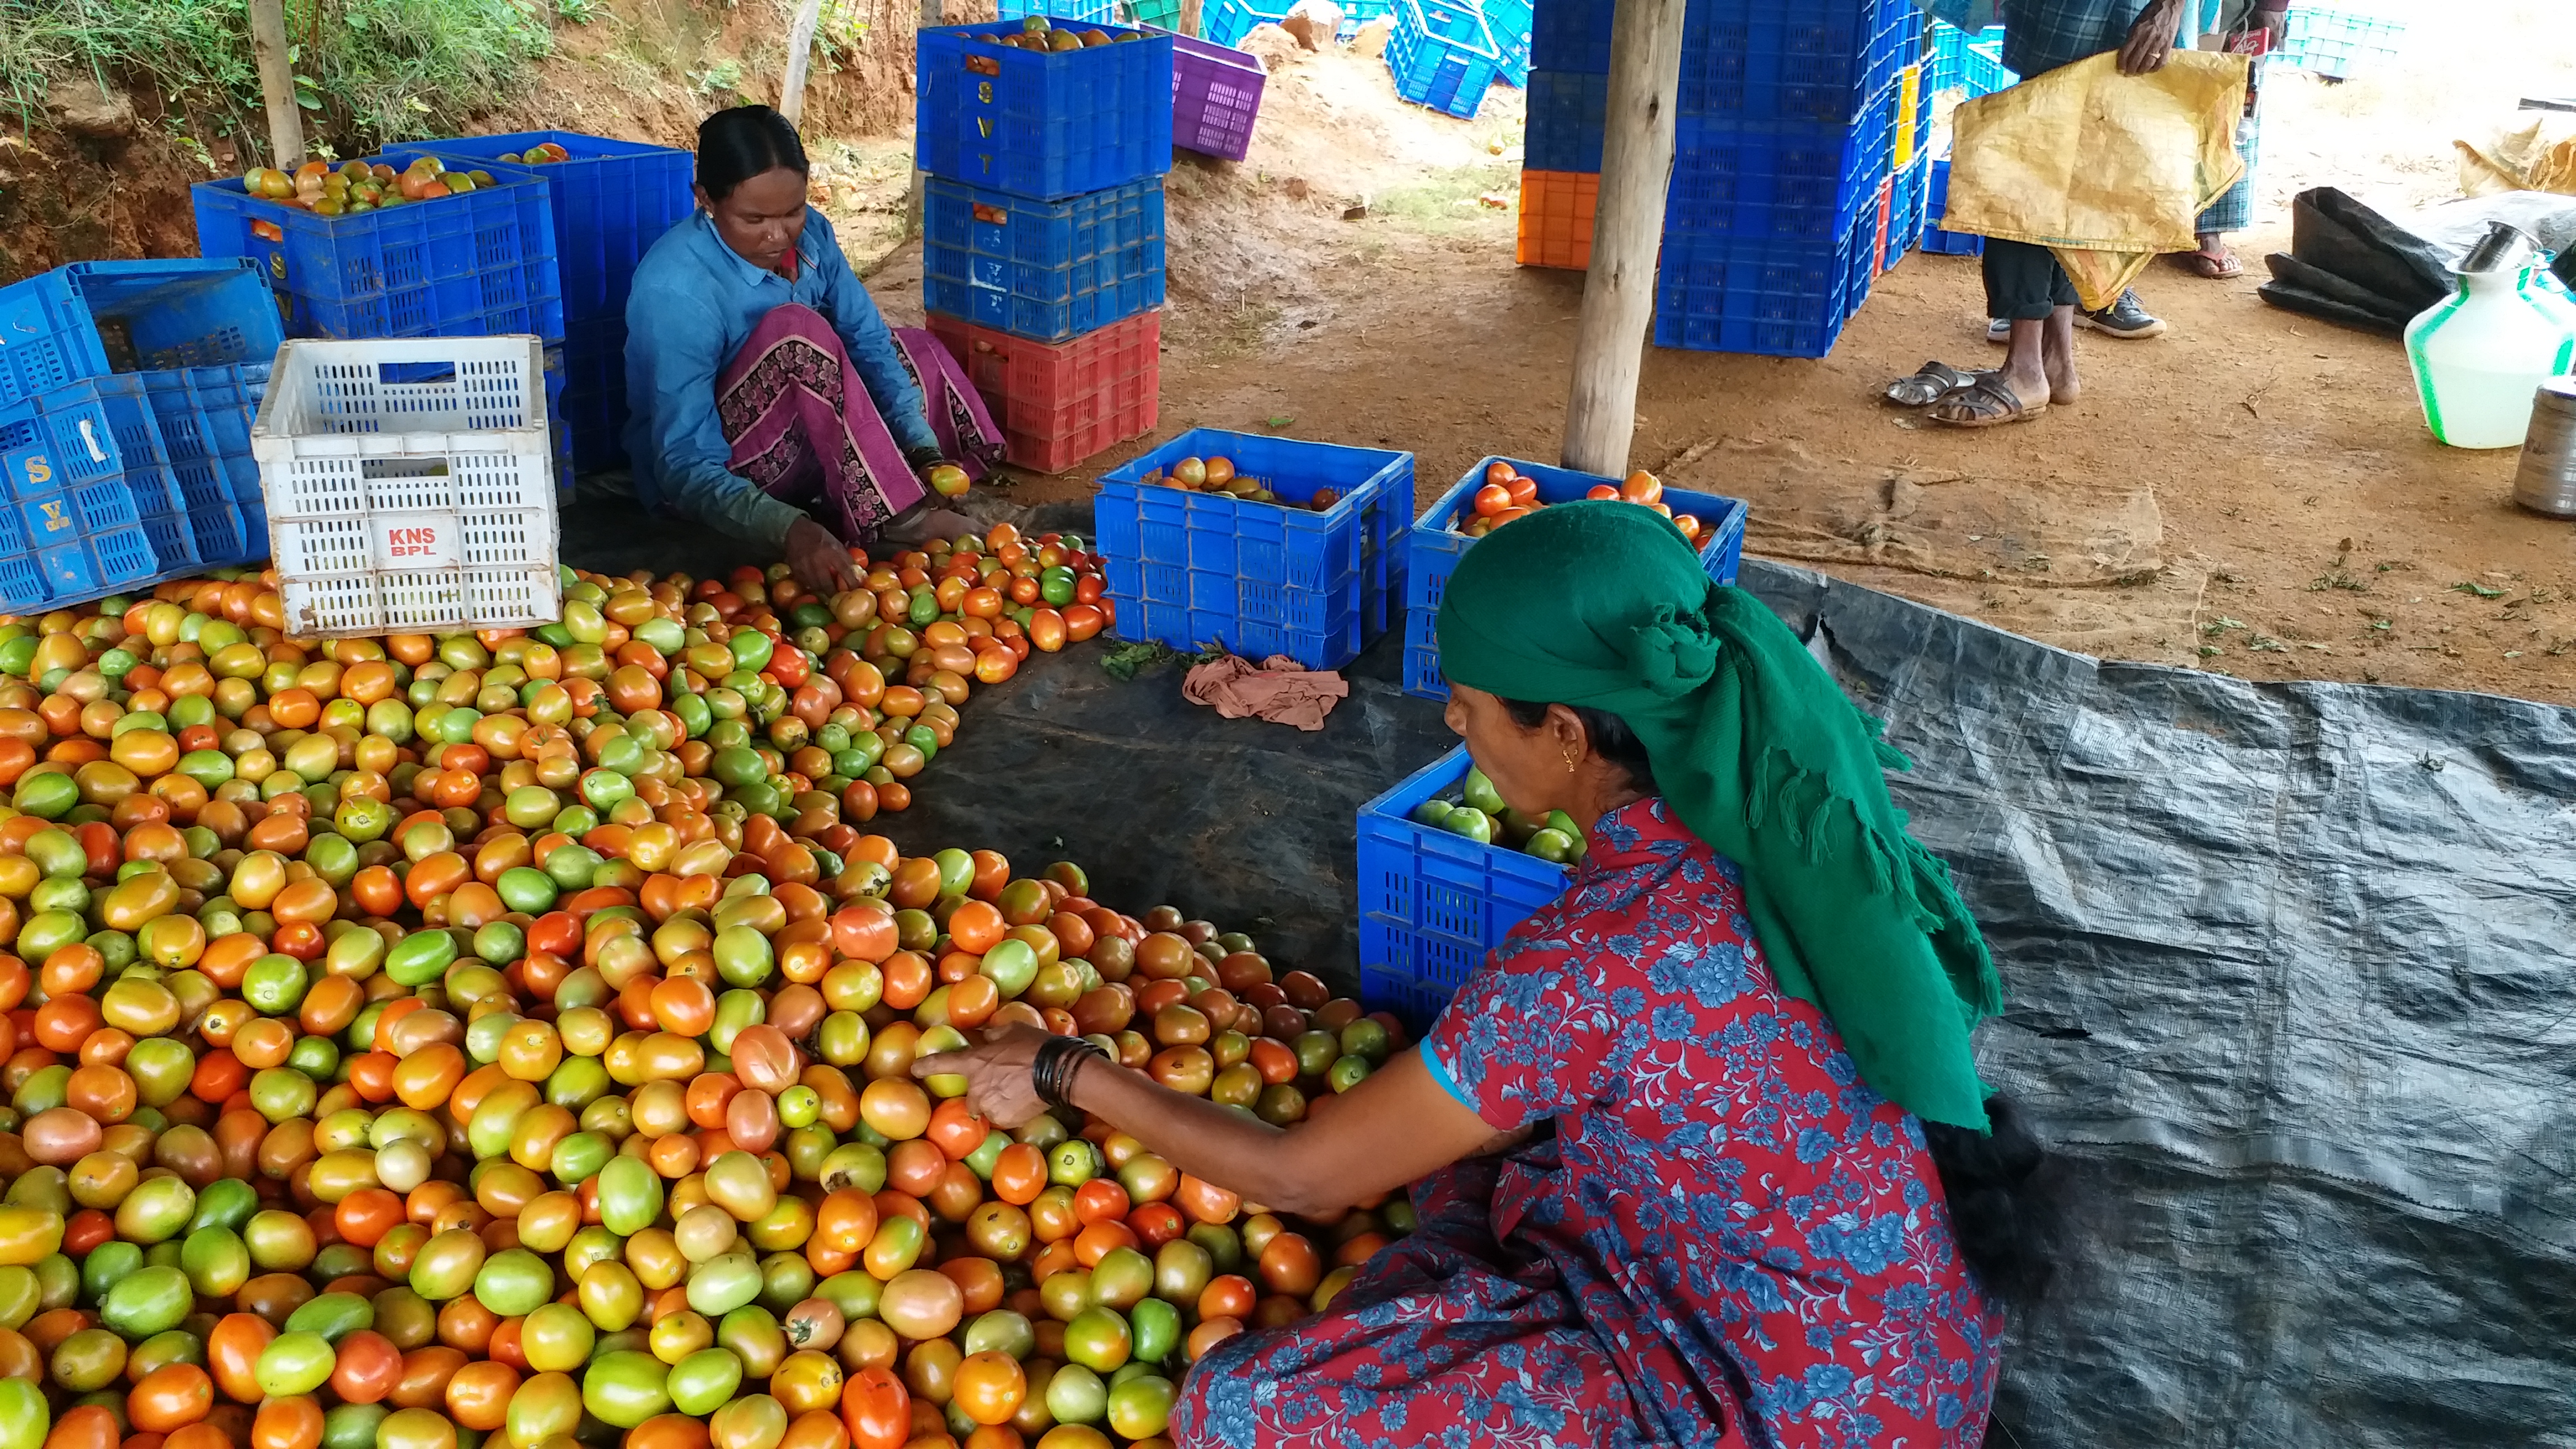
[{"left": 840, "top": 1366, "right": 910, "bottom": 1449}]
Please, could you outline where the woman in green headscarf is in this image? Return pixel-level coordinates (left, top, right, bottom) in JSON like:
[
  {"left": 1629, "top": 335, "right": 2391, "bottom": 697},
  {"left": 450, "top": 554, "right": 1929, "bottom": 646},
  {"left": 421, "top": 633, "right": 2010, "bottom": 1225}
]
[{"left": 916, "top": 501, "right": 2051, "bottom": 1448}]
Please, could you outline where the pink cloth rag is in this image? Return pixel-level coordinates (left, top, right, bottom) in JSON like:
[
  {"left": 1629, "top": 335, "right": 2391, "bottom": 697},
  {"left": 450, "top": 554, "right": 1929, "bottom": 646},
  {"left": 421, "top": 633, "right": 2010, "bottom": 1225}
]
[{"left": 1181, "top": 653, "right": 1349, "bottom": 731}]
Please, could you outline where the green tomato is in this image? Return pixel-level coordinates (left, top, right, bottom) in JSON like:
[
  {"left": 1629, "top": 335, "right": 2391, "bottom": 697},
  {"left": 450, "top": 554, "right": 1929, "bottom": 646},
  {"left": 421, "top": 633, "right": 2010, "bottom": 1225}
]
[
  {"left": 254, "top": 1330, "right": 338, "bottom": 1396},
  {"left": 0, "top": 1374, "right": 47, "bottom": 1449},
  {"left": 664, "top": 1346, "right": 743, "bottom": 1416},
  {"left": 180, "top": 1226, "right": 251, "bottom": 1299},
  {"left": 474, "top": 1248, "right": 555, "bottom": 1317},
  {"left": 581, "top": 1350, "right": 675, "bottom": 1428},
  {"left": 283, "top": 1291, "right": 374, "bottom": 1343}
]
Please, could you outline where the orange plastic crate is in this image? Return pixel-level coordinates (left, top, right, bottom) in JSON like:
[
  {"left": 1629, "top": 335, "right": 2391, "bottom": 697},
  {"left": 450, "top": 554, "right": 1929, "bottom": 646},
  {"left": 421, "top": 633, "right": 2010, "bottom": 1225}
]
[{"left": 1516, "top": 171, "right": 1597, "bottom": 271}]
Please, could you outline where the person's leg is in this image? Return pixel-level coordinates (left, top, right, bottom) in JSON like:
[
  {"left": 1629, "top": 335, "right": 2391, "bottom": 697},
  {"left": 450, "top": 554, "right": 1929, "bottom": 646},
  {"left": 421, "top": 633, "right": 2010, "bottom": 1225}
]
[
  {"left": 2180, "top": 101, "right": 2258, "bottom": 277},
  {"left": 1940, "top": 240, "right": 2066, "bottom": 424},
  {"left": 2041, "top": 263, "right": 2080, "bottom": 404}
]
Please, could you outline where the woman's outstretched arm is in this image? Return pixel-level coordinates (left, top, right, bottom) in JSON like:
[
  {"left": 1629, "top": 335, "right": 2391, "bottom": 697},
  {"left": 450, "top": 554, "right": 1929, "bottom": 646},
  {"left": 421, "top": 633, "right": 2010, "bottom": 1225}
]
[{"left": 913, "top": 1027, "right": 1502, "bottom": 1217}]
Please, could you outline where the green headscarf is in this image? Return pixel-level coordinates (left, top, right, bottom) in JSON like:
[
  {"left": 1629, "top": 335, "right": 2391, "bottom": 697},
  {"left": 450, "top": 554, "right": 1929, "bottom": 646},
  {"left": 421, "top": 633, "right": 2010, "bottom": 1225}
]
[{"left": 1436, "top": 500, "right": 2001, "bottom": 1130}]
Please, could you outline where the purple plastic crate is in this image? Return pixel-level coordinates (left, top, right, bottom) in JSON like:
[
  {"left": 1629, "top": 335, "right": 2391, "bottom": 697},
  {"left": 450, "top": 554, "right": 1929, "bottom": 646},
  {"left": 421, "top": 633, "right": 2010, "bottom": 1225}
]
[{"left": 1163, "top": 30, "right": 1267, "bottom": 162}]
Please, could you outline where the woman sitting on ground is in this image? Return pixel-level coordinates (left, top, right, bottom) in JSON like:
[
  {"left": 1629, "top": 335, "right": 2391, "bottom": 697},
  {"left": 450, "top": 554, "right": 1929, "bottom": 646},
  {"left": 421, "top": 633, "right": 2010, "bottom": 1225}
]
[
  {"left": 920, "top": 501, "right": 2057, "bottom": 1448},
  {"left": 623, "top": 105, "right": 1002, "bottom": 592}
]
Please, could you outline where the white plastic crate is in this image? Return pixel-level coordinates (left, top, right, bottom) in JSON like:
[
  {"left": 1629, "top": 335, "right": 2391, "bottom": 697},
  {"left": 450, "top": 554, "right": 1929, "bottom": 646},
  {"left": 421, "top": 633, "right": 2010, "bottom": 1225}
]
[{"left": 253, "top": 335, "right": 561, "bottom": 638}]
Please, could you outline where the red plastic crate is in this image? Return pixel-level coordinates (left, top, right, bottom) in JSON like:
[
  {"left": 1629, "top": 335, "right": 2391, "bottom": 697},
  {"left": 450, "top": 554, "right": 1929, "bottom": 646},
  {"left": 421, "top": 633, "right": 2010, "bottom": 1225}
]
[
  {"left": 1517, "top": 170, "right": 1597, "bottom": 271},
  {"left": 927, "top": 310, "right": 1160, "bottom": 475}
]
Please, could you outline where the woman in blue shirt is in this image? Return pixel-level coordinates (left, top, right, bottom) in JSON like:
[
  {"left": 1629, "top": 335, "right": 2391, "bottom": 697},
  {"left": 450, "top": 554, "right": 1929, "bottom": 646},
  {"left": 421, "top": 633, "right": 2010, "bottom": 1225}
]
[{"left": 624, "top": 106, "right": 1003, "bottom": 590}]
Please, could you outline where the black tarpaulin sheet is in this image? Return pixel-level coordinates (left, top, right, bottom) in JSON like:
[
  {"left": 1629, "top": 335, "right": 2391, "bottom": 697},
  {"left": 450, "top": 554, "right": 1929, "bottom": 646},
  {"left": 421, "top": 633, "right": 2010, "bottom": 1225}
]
[
  {"left": 1744, "top": 558, "right": 2576, "bottom": 1449},
  {"left": 558, "top": 495, "right": 2576, "bottom": 1446}
]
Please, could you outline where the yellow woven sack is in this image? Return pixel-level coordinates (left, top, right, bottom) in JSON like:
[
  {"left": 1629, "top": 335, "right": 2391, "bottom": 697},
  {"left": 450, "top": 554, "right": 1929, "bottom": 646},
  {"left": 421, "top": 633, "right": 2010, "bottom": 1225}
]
[{"left": 1940, "top": 50, "right": 2250, "bottom": 309}]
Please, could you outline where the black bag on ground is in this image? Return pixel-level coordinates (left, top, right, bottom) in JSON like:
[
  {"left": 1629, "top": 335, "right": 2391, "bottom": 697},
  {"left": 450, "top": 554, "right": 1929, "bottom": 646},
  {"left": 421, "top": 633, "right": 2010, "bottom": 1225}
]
[{"left": 2260, "top": 186, "right": 2576, "bottom": 335}]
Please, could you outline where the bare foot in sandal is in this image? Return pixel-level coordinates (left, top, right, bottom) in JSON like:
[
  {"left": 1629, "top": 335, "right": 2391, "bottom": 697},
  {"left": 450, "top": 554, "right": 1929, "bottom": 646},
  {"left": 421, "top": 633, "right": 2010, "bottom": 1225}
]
[
  {"left": 1935, "top": 309, "right": 2077, "bottom": 425},
  {"left": 2169, "top": 233, "right": 2244, "bottom": 280}
]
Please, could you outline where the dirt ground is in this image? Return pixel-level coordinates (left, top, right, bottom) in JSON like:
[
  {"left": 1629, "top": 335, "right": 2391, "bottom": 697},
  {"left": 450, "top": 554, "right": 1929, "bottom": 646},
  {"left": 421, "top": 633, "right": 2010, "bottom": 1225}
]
[{"left": 853, "top": 1, "right": 2576, "bottom": 707}]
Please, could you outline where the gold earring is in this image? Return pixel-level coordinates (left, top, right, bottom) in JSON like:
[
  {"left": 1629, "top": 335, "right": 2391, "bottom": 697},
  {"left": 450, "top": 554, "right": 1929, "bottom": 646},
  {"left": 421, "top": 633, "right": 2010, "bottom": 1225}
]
[{"left": 1564, "top": 749, "right": 1578, "bottom": 774}]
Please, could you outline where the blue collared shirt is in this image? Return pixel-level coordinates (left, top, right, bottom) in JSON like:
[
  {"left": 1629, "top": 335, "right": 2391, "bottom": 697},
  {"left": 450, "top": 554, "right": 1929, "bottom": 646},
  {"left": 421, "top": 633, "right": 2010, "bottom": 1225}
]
[{"left": 623, "top": 207, "right": 940, "bottom": 549}]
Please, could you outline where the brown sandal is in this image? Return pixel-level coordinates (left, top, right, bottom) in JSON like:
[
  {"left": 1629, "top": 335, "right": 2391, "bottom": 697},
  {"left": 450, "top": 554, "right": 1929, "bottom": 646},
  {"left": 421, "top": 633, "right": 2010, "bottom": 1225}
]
[{"left": 1928, "top": 373, "right": 2048, "bottom": 428}]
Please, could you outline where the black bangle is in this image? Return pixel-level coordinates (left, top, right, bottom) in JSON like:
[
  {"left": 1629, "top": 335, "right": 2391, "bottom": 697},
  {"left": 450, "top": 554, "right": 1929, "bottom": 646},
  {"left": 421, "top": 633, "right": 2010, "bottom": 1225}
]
[
  {"left": 901, "top": 445, "right": 944, "bottom": 470},
  {"left": 1032, "top": 1035, "right": 1108, "bottom": 1110}
]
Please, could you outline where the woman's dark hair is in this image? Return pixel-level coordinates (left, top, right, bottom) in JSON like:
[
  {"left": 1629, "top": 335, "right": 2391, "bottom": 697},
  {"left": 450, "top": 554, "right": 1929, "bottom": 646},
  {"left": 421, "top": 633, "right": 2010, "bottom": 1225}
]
[
  {"left": 1505, "top": 694, "right": 2062, "bottom": 1312},
  {"left": 697, "top": 106, "right": 808, "bottom": 201},
  {"left": 1500, "top": 698, "right": 1656, "bottom": 794}
]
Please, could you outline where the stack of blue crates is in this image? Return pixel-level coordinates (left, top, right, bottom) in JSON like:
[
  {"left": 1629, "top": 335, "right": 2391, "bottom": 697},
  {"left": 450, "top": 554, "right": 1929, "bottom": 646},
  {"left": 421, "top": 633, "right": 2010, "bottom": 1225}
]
[
  {"left": 1655, "top": 0, "right": 1924, "bottom": 357},
  {"left": 1919, "top": 23, "right": 2018, "bottom": 255},
  {"left": 1524, "top": 0, "right": 1611, "bottom": 172},
  {"left": 915, "top": 20, "right": 1172, "bottom": 469},
  {"left": 0, "top": 260, "right": 283, "bottom": 611},
  {"left": 376, "top": 134, "right": 694, "bottom": 476}
]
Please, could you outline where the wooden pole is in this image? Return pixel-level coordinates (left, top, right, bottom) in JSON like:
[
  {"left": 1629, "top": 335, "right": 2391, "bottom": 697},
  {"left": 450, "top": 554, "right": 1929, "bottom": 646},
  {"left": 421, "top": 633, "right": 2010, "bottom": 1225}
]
[
  {"left": 779, "top": 0, "right": 828, "bottom": 126},
  {"left": 1180, "top": 0, "right": 1202, "bottom": 36},
  {"left": 1560, "top": 0, "right": 1686, "bottom": 477},
  {"left": 246, "top": 0, "right": 304, "bottom": 171}
]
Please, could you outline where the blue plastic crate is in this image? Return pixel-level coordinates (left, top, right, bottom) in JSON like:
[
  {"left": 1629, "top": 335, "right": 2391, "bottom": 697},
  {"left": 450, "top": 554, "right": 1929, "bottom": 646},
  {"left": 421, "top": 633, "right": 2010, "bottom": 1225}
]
[
  {"left": 1484, "top": 0, "right": 1532, "bottom": 84},
  {"left": 193, "top": 158, "right": 566, "bottom": 343},
  {"left": 1389, "top": 0, "right": 1505, "bottom": 119},
  {"left": 916, "top": 23, "right": 1173, "bottom": 203},
  {"left": 186, "top": 501, "right": 254, "bottom": 566},
  {"left": 1920, "top": 154, "right": 1984, "bottom": 255},
  {"left": 922, "top": 176, "right": 1166, "bottom": 344},
  {"left": 1926, "top": 20, "right": 2018, "bottom": 96},
  {"left": 1095, "top": 429, "right": 1412, "bottom": 670},
  {"left": 0, "top": 555, "right": 45, "bottom": 612},
  {"left": 561, "top": 323, "right": 629, "bottom": 474},
  {"left": 1530, "top": 0, "right": 1609, "bottom": 74},
  {"left": 1841, "top": 195, "right": 1881, "bottom": 322},
  {"left": 36, "top": 525, "right": 157, "bottom": 600},
  {"left": 143, "top": 364, "right": 262, "bottom": 467},
  {"left": 378, "top": 132, "right": 692, "bottom": 325},
  {"left": 996, "top": 0, "right": 1120, "bottom": 24},
  {"left": 1654, "top": 215, "right": 1879, "bottom": 356},
  {"left": 2279, "top": 7, "right": 2402, "bottom": 79},
  {"left": 0, "top": 377, "right": 173, "bottom": 494},
  {"left": 136, "top": 512, "right": 197, "bottom": 572},
  {"left": 1886, "top": 151, "right": 1929, "bottom": 270},
  {"left": 1523, "top": 69, "right": 1609, "bottom": 172},
  {"left": 1201, "top": 0, "right": 1289, "bottom": 46},
  {"left": 1962, "top": 36, "right": 2016, "bottom": 96},
  {"left": 18, "top": 473, "right": 151, "bottom": 555},
  {"left": 1356, "top": 744, "right": 1575, "bottom": 1030},
  {"left": 0, "top": 260, "right": 283, "bottom": 411},
  {"left": 1678, "top": 0, "right": 1918, "bottom": 124},
  {"left": 1664, "top": 77, "right": 1897, "bottom": 242},
  {"left": 1400, "top": 456, "right": 1746, "bottom": 699}
]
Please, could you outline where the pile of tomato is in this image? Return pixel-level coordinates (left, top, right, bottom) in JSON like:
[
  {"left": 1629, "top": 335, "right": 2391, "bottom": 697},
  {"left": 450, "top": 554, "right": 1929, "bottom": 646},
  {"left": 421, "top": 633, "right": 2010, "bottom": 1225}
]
[
  {"left": 1459, "top": 462, "right": 1708, "bottom": 544},
  {"left": 0, "top": 534, "right": 1408, "bottom": 1449}
]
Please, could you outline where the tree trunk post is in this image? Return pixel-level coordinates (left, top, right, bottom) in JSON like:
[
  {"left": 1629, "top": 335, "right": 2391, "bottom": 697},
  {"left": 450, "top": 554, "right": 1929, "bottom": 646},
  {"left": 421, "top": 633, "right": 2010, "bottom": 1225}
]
[
  {"left": 1560, "top": 0, "right": 1687, "bottom": 477},
  {"left": 1180, "top": 0, "right": 1202, "bottom": 36},
  {"left": 247, "top": 0, "right": 304, "bottom": 170},
  {"left": 779, "top": 0, "right": 828, "bottom": 126}
]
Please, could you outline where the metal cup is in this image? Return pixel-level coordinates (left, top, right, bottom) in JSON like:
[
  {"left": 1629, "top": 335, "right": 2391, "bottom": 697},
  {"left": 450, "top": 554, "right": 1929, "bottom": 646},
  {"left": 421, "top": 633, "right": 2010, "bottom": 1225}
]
[{"left": 2514, "top": 376, "right": 2576, "bottom": 518}]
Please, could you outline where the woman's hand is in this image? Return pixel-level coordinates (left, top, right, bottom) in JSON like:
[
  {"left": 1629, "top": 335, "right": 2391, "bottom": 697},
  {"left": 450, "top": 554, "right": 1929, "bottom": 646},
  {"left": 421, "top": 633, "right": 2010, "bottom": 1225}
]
[
  {"left": 912, "top": 1024, "right": 1053, "bottom": 1128},
  {"left": 785, "top": 515, "right": 861, "bottom": 594}
]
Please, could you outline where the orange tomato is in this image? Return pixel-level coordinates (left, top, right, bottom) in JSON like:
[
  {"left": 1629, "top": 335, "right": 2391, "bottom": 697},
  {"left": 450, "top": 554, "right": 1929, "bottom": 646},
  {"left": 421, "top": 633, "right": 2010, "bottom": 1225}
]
[
  {"left": 127, "top": 1363, "right": 214, "bottom": 1433},
  {"left": 248, "top": 1394, "right": 322, "bottom": 1449}
]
